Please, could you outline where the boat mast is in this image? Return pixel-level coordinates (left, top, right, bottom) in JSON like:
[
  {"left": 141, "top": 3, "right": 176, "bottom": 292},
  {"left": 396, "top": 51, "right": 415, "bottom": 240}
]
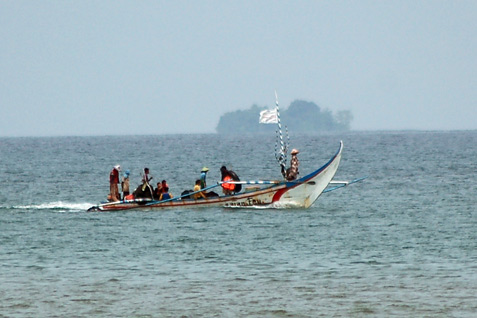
[{"left": 274, "top": 91, "right": 289, "bottom": 178}]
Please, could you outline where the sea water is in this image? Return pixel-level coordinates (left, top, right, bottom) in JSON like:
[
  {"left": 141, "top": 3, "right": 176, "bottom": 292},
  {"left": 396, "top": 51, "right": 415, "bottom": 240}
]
[{"left": 0, "top": 131, "right": 476, "bottom": 317}]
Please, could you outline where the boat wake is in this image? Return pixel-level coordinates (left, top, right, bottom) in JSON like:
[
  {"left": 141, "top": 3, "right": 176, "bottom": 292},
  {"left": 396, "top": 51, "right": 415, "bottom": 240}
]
[{"left": 10, "top": 201, "right": 93, "bottom": 212}]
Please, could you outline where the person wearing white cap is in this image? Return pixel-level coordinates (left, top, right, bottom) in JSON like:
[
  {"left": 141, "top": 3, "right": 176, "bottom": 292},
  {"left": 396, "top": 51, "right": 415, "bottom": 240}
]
[
  {"left": 286, "top": 149, "right": 300, "bottom": 181},
  {"left": 109, "top": 164, "right": 121, "bottom": 201}
]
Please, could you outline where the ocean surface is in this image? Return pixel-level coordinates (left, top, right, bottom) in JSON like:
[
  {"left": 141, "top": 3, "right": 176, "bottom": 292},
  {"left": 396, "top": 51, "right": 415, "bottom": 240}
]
[{"left": 1, "top": 131, "right": 476, "bottom": 317}]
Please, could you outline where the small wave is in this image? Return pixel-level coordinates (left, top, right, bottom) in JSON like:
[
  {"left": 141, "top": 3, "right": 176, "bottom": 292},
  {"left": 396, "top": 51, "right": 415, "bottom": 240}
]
[{"left": 12, "top": 201, "right": 93, "bottom": 212}]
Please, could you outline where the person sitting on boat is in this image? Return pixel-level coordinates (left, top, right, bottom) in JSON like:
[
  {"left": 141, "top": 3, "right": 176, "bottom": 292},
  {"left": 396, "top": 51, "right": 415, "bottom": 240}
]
[
  {"left": 121, "top": 170, "right": 130, "bottom": 200},
  {"left": 159, "top": 187, "right": 173, "bottom": 201},
  {"left": 161, "top": 180, "right": 169, "bottom": 193},
  {"left": 200, "top": 167, "right": 209, "bottom": 189},
  {"left": 286, "top": 149, "right": 300, "bottom": 181},
  {"left": 109, "top": 164, "right": 121, "bottom": 202},
  {"left": 153, "top": 182, "right": 162, "bottom": 200},
  {"left": 193, "top": 179, "right": 207, "bottom": 200}
]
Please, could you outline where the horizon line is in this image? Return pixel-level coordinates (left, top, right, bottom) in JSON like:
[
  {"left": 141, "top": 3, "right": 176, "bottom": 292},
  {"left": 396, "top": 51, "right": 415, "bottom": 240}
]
[{"left": 1, "top": 128, "right": 476, "bottom": 138}]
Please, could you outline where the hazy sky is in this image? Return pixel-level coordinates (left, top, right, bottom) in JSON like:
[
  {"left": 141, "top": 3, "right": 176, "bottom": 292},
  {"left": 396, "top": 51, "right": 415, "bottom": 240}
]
[{"left": 1, "top": 1, "right": 476, "bottom": 136}]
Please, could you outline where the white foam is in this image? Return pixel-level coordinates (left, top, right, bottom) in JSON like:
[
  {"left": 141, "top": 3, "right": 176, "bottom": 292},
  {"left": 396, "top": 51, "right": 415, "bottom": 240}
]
[{"left": 13, "top": 201, "right": 93, "bottom": 212}]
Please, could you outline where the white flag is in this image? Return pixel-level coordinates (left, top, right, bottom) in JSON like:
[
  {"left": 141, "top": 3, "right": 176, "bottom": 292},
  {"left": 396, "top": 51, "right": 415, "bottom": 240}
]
[{"left": 259, "top": 109, "right": 278, "bottom": 124}]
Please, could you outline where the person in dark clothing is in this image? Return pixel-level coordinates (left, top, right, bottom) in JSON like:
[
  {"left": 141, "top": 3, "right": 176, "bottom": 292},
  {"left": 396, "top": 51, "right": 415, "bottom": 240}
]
[{"left": 220, "top": 166, "right": 241, "bottom": 194}]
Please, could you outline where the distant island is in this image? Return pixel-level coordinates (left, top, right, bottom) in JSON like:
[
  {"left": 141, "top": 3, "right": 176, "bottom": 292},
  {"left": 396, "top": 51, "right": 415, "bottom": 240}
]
[{"left": 216, "top": 100, "right": 352, "bottom": 134}]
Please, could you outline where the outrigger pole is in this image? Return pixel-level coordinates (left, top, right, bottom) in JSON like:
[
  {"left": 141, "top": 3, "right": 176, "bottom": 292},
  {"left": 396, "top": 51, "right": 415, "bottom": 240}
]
[{"left": 322, "top": 176, "right": 368, "bottom": 193}]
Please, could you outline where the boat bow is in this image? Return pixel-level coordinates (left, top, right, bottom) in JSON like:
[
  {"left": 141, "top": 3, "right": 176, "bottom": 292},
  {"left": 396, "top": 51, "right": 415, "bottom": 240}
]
[{"left": 270, "top": 140, "right": 343, "bottom": 208}]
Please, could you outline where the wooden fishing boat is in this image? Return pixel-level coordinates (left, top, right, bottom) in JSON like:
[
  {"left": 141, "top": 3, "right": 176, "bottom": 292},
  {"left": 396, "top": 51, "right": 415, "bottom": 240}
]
[
  {"left": 87, "top": 141, "right": 350, "bottom": 212},
  {"left": 87, "top": 93, "right": 365, "bottom": 212}
]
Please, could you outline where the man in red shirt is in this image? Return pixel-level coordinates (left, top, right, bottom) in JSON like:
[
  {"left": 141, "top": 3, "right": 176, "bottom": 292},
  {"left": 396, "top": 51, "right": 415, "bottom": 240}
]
[{"left": 109, "top": 165, "right": 121, "bottom": 201}]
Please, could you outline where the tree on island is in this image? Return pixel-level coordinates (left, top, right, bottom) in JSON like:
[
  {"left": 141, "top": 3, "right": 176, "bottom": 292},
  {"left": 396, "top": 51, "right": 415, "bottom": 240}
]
[{"left": 216, "top": 100, "right": 352, "bottom": 134}]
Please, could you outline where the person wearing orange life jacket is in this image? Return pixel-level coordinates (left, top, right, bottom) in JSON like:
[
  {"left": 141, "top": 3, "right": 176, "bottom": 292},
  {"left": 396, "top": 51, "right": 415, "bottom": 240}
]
[
  {"left": 222, "top": 176, "right": 234, "bottom": 195},
  {"left": 220, "top": 166, "right": 241, "bottom": 195}
]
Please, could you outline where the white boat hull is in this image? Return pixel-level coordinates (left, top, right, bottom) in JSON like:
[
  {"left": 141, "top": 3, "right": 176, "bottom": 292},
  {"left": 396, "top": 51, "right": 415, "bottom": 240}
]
[{"left": 88, "top": 141, "right": 343, "bottom": 211}]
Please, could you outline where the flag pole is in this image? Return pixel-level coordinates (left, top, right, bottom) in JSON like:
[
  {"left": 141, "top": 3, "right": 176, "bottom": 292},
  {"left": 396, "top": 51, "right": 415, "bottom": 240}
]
[{"left": 275, "top": 91, "right": 287, "bottom": 177}]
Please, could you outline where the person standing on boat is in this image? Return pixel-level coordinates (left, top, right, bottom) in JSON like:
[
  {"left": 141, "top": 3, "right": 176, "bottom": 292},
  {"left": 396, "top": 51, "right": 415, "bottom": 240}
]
[
  {"left": 141, "top": 167, "right": 154, "bottom": 198},
  {"left": 121, "top": 170, "right": 130, "bottom": 200},
  {"left": 221, "top": 166, "right": 242, "bottom": 194},
  {"left": 286, "top": 149, "right": 300, "bottom": 181},
  {"left": 200, "top": 167, "right": 209, "bottom": 189},
  {"left": 220, "top": 166, "right": 234, "bottom": 195},
  {"left": 142, "top": 167, "right": 152, "bottom": 185},
  {"left": 109, "top": 165, "right": 121, "bottom": 201}
]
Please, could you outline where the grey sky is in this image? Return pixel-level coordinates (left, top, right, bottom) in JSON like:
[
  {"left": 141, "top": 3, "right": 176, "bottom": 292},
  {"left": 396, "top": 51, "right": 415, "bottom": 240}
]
[{"left": 1, "top": 1, "right": 476, "bottom": 136}]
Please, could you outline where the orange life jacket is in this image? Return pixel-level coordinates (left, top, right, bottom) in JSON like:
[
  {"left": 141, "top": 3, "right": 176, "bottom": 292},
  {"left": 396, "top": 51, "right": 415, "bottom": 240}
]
[{"left": 221, "top": 175, "right": 235, "bottom": 191}]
